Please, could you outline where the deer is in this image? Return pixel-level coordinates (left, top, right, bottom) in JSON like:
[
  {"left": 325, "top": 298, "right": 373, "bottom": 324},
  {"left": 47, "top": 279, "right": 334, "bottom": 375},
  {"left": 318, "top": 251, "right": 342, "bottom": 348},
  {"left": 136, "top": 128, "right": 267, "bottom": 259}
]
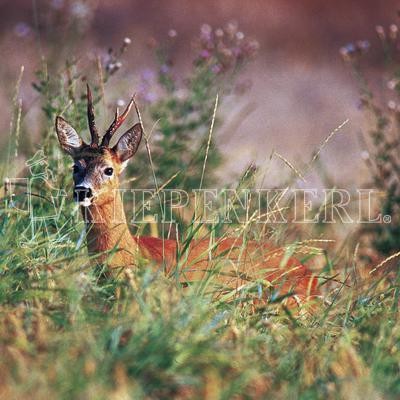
[{"left": 55, "top": 85, "right": 320, "bottom": 307}]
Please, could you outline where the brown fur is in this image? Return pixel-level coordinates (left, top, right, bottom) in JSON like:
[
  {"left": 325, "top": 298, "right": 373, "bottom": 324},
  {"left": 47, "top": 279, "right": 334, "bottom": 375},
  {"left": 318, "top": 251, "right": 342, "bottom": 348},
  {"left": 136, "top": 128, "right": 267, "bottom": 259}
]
[{"left": 82, "top": 189, "right": 320, "bottom": 305}]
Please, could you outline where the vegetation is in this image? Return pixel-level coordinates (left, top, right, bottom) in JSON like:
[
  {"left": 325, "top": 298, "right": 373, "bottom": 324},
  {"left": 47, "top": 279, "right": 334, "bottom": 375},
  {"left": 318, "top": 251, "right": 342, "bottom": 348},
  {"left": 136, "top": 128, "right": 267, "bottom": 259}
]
[
  {"left": 341, "top": 23, "right": 400, "bottom": 258},
  {"left": 0, "top": 9, "right": 399, "bottom": 400}
]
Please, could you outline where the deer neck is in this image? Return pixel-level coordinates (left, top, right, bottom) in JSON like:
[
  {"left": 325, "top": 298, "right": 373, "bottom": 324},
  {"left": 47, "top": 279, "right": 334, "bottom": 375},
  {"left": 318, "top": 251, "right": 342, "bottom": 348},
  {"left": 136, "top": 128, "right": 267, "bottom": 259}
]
[{"left": 82, "top": 191, "right": 138, "bottom": 268}]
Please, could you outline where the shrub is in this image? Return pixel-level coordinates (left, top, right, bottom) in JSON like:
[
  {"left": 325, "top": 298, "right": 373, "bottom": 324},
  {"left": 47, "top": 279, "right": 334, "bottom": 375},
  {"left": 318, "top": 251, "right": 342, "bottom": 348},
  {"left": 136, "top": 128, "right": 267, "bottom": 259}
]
[{"left": 341, "top": 24, "right": 400, "bottom": 257}]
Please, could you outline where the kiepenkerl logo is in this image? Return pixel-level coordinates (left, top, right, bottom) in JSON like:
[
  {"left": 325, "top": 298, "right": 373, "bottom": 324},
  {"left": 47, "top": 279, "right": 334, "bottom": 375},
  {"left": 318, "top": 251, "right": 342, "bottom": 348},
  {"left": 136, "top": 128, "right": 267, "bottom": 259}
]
[{"left": 4, "top": 179, "right": 389, "bottom": 226}]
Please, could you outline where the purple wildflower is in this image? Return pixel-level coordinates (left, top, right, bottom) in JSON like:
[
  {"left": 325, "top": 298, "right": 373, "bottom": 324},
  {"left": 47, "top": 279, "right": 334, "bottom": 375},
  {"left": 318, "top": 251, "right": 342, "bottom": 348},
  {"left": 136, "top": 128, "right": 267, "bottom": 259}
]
[
  {"left": 200, "top": 49, "right": 211, "bottom": 59},
  {"left": 211, "top": 64, "right": 222, "bottom": 74},
  {"left": 14, "top": 22, "right": 31, "bottom": 38},
  {"left": 51, "top": 0, "right": 64, "bottom": 9},
  {"left": 160, "top": 64, "right": 170, "bottom": 74},
  {"left": 168, "top": 29, "right": 177, "bottom": 38},
  {"left": 141, "top": 68, "right": 156, "bottom": 81},
  {"left": 143, "top": 92, "right": 158, "bottom": 103}
]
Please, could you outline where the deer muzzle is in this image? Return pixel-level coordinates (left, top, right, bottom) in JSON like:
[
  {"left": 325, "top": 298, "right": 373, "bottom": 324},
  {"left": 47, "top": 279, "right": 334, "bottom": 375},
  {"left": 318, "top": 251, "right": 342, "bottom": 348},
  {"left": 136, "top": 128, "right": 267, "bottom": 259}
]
[{"left": 74, "top": 186, "right": 93, "bottom": 206}]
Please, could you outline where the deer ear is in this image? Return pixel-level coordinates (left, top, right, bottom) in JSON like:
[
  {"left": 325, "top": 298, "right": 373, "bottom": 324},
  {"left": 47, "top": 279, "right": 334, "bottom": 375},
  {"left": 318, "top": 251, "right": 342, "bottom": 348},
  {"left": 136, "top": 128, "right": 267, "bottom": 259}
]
[
  {"left": 55, "top": 116, "right": 83, "bottom": 156},
  {"left": 113, "top": 123, "right": 143, "bottom": 162}
]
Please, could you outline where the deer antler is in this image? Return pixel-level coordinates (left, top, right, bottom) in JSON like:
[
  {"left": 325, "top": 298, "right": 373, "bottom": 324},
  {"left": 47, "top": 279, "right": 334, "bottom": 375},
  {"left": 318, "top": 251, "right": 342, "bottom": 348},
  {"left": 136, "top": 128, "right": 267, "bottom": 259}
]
[
  {"left": 101, "top": 95, "right": 135, "bottom": 147},
  {"left": 86, "top": 84, "right": 100, "bottom": 147}
]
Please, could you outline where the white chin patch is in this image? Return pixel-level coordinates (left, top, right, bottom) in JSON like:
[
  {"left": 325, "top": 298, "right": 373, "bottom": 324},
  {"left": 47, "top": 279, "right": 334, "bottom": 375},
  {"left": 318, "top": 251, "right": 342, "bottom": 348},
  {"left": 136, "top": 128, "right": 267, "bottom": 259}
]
[{"left": 79, "top": 198, "right": 92, "bottom": 207}]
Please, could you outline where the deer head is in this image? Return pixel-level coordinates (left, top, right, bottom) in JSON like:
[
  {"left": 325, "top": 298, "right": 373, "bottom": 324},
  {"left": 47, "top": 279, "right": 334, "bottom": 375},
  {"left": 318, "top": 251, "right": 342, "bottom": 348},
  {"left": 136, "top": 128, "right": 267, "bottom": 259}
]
[{"left": 55, "top": 85, "right": 142, "bottom": 207}]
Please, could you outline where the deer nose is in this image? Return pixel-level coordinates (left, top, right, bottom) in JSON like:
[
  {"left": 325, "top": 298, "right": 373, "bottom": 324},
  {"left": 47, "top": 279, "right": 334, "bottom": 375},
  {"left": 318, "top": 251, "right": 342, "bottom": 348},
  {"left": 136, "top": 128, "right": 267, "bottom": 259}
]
[{"left": 74, "top": 186, "right": 93, "bottom": 202}]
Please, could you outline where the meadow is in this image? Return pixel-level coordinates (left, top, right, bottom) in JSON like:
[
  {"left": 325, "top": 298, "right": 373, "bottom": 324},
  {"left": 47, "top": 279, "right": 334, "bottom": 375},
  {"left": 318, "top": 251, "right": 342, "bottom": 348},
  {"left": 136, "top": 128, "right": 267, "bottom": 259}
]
[{"left": 0, "top": 6, "right": 400, "bottom": 399}]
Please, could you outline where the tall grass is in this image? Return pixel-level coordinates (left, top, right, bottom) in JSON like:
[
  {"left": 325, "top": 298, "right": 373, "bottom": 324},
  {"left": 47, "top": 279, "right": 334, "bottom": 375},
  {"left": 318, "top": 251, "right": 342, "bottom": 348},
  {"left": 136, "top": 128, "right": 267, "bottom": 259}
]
[
  {"left": 1, "top": 197, "right": 399, "bottom": 399},
  {"left": 0, "top": 16, "right": 399, "bottom": 400}
]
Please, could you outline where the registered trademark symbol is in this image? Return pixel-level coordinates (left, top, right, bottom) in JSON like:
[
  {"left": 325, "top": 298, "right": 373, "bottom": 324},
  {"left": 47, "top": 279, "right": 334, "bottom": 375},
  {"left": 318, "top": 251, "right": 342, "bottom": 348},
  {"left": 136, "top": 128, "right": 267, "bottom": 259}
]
[{"left": 383, "top": 215, "right": 391, "bottom": 223}]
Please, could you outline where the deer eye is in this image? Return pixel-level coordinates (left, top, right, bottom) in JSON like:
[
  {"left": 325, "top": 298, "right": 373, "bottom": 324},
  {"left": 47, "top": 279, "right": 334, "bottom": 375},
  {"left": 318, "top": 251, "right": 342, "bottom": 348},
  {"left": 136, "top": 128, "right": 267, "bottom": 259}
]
[{"left": 104, "top": 167, "right": 114, "bottom": 176}]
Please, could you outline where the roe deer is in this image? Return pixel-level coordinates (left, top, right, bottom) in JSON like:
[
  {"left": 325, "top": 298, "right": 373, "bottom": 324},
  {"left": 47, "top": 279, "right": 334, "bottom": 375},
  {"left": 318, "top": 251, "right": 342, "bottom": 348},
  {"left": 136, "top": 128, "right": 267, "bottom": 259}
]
[{"left": 55, "top": 85, "right": 320, "bottom": 306}]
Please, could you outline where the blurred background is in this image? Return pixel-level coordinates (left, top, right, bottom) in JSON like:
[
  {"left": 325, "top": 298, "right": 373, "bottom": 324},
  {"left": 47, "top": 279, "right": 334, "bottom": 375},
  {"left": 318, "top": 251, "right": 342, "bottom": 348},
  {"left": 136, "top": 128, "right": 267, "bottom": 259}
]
[{"left": 0, "top": 0, "right": 398, "bottom": 187}]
